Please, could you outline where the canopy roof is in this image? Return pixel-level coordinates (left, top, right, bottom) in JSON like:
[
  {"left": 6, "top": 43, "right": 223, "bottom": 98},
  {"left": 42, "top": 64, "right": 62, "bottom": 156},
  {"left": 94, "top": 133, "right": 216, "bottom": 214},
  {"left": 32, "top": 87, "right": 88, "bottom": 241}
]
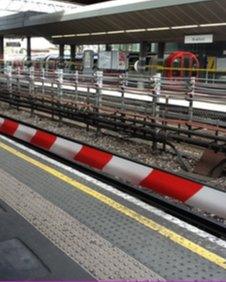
[
  {"left": 65, "top": 0, "right": 109, "bottom": 4},
  {"left": 0, "top": 0, "right": 226, "bottom": 44},
  {"left": 0, "top": 0, "right": 79, "bottom": 17}
]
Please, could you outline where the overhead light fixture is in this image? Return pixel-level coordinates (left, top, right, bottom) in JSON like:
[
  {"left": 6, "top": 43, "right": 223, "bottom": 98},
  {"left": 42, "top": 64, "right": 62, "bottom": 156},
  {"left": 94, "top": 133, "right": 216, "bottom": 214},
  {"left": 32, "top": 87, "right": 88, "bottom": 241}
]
[
  {"left": 51, "top": 22, "right": 226, "bottom": 40},
  {"left": 147, "top": 27, "right": 170, "bottom": 31},
  {"left": 51, "top": 35, "right": 63, "bottom": 38},
  {"left": 63, "top": 34, "right": 76, "bottom": 37},
  {"left": 91, "top": 32, "right": 107, "bottom": 36},
  {"left": 107, "top": 30, "right": 125, "bottom": 34},
  {"left": 76, "top": 33, "right": 90, "bottom": 37},
  {"left": 171, "top": 25, "right": 198, "bottom": 29},
  {"left": 125, "top": 29, "right": 146, "bottom": 33},
  {"left": 200, "top": 22, "right": 226, "bottom": 27}
]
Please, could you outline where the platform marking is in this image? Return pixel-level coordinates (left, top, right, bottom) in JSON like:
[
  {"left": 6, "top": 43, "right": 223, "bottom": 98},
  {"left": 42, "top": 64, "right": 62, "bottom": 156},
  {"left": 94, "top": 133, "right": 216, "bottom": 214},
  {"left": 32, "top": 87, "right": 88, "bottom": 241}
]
[
  {"left": 0, "top": 169, "right": 162, "bottom": 280},
  {"left": 0, "top": 141, "right": 226, "bottom": 270},
  {"left": 2, "top": 134, "right": 225, "bottom": 249}
]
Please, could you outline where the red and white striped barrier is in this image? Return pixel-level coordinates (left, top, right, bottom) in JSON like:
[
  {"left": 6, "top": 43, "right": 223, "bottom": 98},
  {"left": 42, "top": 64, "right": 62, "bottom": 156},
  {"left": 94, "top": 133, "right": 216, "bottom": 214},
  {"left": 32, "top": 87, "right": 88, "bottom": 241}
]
[{"left": 0, "top": 116, "right": 226, "bottom": 219}]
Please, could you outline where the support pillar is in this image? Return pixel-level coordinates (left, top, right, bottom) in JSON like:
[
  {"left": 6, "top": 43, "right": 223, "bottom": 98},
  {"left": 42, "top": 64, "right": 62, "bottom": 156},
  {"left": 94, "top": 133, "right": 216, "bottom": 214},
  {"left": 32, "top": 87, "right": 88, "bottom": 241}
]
[
  {"left": 158, "top": 42, "right": 165, "bottom": 60},
  {"left": 59, "top": 44, "right": 65, "bottom": 69},
  {"left": 106, "top": 44, "right": 112, "bottom": 51},
  {"left": 70, "top": 44, "right": 76, "bottom": 71},
  {"left": 0, "top": 36, "right": 4, "bottom": 71},
  {"left": 139, "top": 41, "right": 149, "bottom": 73},
  {"left": 27, "top": 36, "right": 31, "bottom": 65}
]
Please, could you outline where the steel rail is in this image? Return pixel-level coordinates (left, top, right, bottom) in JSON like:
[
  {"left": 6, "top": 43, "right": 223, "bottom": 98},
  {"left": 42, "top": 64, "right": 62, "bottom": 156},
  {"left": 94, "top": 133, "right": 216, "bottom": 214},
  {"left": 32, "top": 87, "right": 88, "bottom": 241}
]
[
  {"left": 1, "top": 90, "right": 226, "bottom": 151},
  {"left": 0, "top": 89, "right": 226, "bottom": 133},
  {"left": 0, "top": 113, "right": 225, "bottom": 239}
]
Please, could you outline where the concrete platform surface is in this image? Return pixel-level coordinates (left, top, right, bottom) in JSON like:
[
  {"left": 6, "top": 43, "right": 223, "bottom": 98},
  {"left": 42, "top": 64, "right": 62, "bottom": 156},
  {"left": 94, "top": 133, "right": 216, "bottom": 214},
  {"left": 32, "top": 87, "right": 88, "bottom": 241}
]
[{"left": 0, "top": 135, "right": 225, "bottom": 280}]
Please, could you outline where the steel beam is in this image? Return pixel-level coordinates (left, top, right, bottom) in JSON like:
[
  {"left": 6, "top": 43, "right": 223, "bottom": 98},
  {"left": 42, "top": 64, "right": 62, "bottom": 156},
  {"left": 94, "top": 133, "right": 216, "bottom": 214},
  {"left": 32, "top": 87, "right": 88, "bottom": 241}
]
[
  {"left": 27, "top": 37, "right": 31, "bottom": 62},
  {"left": 158, "top": 42, "right": 165, "bottom": 60},
  {"left": 70, "top": 44, "right": 76, "bottom": 70},
  {"left": 139, "top": 41, "right": 149, "bottom": 73},
  {"left": 106, "top": 44, "right": 112, "bottom": 51},
  {"left": 59, "top": 44, "right": 65, "bottom": 68},
  {"left": 0, "top": 36, "right": 4, "bottom": 60},
  {"left": 70, "top": 44, "right": 76, "bottom": 61},
  {"left": 0, "top": 36, "right": 4, "bottom": 71}
]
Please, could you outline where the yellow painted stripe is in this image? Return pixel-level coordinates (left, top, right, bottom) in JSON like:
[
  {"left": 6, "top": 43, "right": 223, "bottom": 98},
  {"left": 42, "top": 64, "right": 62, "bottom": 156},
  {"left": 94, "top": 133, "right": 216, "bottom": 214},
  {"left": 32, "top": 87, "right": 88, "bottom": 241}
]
[
  {"left": 129, "top": 63, "right": 226, "bottom": 73},
  {"left": 0, "top": 141, "right": 226, "bottom": 270}
]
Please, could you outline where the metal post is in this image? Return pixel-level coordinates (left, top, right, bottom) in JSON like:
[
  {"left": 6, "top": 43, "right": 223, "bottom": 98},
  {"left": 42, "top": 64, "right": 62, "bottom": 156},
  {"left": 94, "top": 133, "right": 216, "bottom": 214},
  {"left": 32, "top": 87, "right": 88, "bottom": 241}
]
[
  {"left": 75, "top": 70, "right": 79, "bottom": 101},
  {"left": 152, "top": 73, "right": 161, "bottom": 150},
  {"left": 96, "top": 70, "right": 103, "bottom": 107},
  {"left": 0, "top": 36, "right": 4, "bottom": 72},
  {"left": 158, "top": 42, "right": 165, "bottom": 60},
  {"left": 59, "top": 44, "right": 65, "bottom": 69},
  {"left": 57, "top": 68, "right": 63, "bottom": 125},
  {"left": 6, "top": 65, "right": 12, "bottom": 93},
  {"left": 139, "top": 41, "right": 149, "bottom": 74},
  {"left": 17, "top": 67, "right": 21, "bottom": 93},
  {"left": 29, "top": 66, "right": 35, "bottom": 94},
  {"left": 95, "top": 70, "right": 103, "bottom": 135},
  {"left": 120, "top": 75, "right": 125, "bottom": 111},
  {"left": 163, "top": 95, "right": 169, "bottom": 151},
  {"left": 58, "top": 68, "right": 63, "bottom": 97},
  {"left": 29, "top": 66, "right": 35, "bottom": 116},
  {"left": 70, "top": 44, "right": 76, "bottom": 71},
  {"left": 58, "top": 44, "right": 64, "bottom": 126},
  {"left": 42, "top": 68, "right": 45, "bottom": 94},
  {"left": 188, "top": 76, "right": 195, "bottom": 121},
  {"left": 6, "top": 65, "right": 13, "bottom": 108},
  {"left": 152, "top": 73, "right": 161, "bottom": 117},
  {"left": 27, "top": 36, "right": 31, "bottom": 67},
  {"left": 106, "top": 44, "right": 112, "bottom": 51}
]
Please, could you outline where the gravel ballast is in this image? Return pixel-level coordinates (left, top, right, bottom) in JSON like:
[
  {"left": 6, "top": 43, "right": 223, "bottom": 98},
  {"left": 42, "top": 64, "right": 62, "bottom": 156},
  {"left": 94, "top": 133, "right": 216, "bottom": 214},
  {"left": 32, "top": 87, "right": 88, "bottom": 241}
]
[
  {"left": 0, "top": 102, "right": 226, "bottom": 190},
  {"left": 1, "top": 101, "right": 226, "bottom": 224}
]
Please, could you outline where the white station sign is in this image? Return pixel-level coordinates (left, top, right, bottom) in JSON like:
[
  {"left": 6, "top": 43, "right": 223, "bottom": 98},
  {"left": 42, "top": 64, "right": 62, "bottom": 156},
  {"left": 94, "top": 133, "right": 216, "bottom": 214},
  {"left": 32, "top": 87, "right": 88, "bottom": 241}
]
[{"left": 184, "top": 34, "right": 213, "bottom": 44}]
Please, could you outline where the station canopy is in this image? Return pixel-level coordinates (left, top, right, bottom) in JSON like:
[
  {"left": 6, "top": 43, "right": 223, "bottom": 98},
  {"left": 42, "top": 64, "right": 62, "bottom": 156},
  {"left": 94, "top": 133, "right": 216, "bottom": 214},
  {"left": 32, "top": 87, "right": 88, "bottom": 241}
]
[
  {"left": 1, "top": 0, "right": 226, "bottom": 44},
  {"left": 63, "top": 0, "right": 110, "bottom": 4},
  {"left": 0, "top": 0, "right": 80, "bottom": 17}
]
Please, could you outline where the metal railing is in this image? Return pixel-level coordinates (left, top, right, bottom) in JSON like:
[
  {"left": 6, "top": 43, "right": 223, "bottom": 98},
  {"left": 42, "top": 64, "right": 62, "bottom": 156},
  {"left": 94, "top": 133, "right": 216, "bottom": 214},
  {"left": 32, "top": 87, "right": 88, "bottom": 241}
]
[
  {"left": 1, "top": 65, "right": 226, "bottom": 126},
  {"left": 1, "top": 66, "right": 226, "bottom": 157}
]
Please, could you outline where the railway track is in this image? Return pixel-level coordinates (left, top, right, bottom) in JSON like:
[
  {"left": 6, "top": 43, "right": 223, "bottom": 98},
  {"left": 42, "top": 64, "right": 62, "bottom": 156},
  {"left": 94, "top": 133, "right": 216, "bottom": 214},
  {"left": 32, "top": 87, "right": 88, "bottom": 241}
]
[
  {"left": 0, "top": 113, "right": 225, "bottom": 239},
  {"left": 1, "top": 70, "right": 226, "bottom": 126},
  {"left": 1, "top": 89, "right": 226, "bottom": 154}
]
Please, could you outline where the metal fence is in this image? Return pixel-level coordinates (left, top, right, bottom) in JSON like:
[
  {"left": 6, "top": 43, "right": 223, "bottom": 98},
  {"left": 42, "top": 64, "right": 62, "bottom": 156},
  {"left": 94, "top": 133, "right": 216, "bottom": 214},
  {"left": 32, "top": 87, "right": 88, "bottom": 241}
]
[
  {"left": 1, "top": 65, "right": 226, "bottom": 156},
  {"left": 1, "top": 65, "right": 226, "bottom": 126}
]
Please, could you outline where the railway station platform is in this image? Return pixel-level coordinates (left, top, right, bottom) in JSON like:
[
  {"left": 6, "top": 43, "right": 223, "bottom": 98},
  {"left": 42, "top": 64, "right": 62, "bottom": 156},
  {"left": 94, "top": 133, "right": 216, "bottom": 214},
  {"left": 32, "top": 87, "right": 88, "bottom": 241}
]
[{"left": 0, "top": 134, "right": 226, "bottom": 280}]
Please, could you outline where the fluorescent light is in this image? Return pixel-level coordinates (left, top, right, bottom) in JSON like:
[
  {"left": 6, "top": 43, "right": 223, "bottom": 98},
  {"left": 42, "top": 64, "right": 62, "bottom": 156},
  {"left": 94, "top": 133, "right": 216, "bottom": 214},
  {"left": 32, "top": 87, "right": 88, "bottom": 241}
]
[
  {"left": 147, "top": 27, "right": 170, "bottom": 31},
  {"left": 76, "top": 33, "right": 90, "bottom": 36},
  {"left": 125, "top": 29, "right": 146, "bottom": 33},
  {"left": 91, "top": 32, "right": 107, "bottom": 36},
  {"left": 200, "top": 22, "right": 226, "bottom": 27},
  {"left": 107, "top": 30, "right": 125, "bottom": 34},
  {"left": 52, "top": 22, "right": 226, "bottom": 40},
  {"left": 63, "top": 34, "right": 76, "bottom": 37},
  {"left": 51, "top": 35, "right": 63, "bottom": 38},
  {"left": 171, "top": 25, "right": 198, "bottom": 29}
]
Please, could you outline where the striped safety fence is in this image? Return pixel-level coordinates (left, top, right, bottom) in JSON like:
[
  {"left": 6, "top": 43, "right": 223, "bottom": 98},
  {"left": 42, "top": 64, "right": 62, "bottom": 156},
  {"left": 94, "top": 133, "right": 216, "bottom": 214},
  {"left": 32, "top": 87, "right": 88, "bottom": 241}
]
[{"left": 0, "top": 116, "right": 226, "bottom": 219}]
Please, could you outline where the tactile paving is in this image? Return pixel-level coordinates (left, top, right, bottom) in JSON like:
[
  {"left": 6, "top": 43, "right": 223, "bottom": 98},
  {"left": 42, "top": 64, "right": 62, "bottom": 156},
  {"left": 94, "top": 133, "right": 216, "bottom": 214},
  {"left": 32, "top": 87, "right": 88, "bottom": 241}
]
[
  {"left": 0, "top": 199, "right": 93, "bottom": 280},
  {"left": 0, "top": 145, "right": 226, "bottom": 279},
  {"left": 0, "top": 168, "right": 163, "bottom": 280}
]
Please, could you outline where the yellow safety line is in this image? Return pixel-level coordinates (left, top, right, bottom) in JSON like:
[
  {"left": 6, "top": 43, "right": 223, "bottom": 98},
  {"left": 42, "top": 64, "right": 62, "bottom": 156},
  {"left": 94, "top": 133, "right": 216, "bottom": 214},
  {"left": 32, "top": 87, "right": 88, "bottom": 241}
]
[
  {"left": 128, "top": 63, "right": 225, "bottom": 73},
  {"left": 146, "top": 64, "right": 220, "bottom": 73},
  {"left": 0, "top": 141, "right": 226, "bottom": 270}
]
